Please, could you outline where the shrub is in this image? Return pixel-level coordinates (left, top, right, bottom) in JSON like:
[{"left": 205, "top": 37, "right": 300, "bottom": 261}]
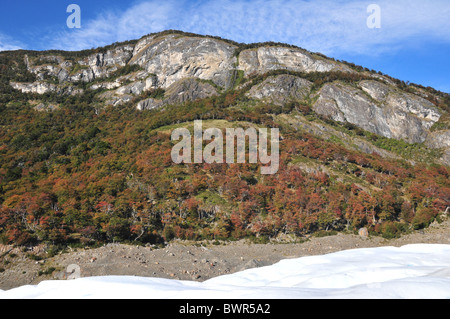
[
  {"left": 412, "top": 206, "right": 438, "bottom": 230},
  {"left": 38, "top": 267, "right": 56, "bottom": 276},
  {"left": 313, "top": 230, "right": 338, "bottom": 238},
  {"left": 162, "top": 226, "right": 175, "bottom": 242},
  {"left": 380, "top": 222, "right": 408, "bottom": 239}
]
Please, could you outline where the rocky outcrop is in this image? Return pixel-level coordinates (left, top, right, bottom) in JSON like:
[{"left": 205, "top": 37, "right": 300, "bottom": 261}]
[
  {"left": 277, "top": 114, "right": 401, "bottom": 160},
  {"left": 12, "top": 33, "right": 350, "bottom": 99},
  {"left": 163, "top": 78, "right": 218, "bottom": 105},
  {"left": 313, "top": 81, "right": 441, "bottom": 144},
  {"left": 130, "top": 34, "right": 237, "bottom": 90},
  {"left": 359, "top": 80, "right": 391, "bottom": 101},
  {"left": 92, "top": 71, "right": 159, "bottom": 105},
  {"left": 359, "top": 80, "right": 440, "bottom": 123},
  {"left": 12, "top": 45, "right": 134, "bottom": 96},
  {"left": 136, "top": 98, "right": 163, "bottom": 111},
  {"left": 426, "top": 130, "right": 450, "bottom": 149},
  {"left": 246, "top": 74, "right": 312, "bottom": 105},
  {"left": 11, "top": 81, "right": 58, "bottom": 95},
  {"left": 26, "top": 45, "right": 134, "bottom": 84},
  {"left": 85, "top": 45, "right": 134, "bottom": 81},
  {"left": 425, "top": 130, "right": 450, "bottom": 165},
  {"left": 116, "top": 78, "right": 157, "bottom": 96},
  {"left": 238, "top": 46, "right": 351, "bottom": 76},
  {"left": 441, "top": 150, "right": 450, "bottom": 166},
  {"left": 137, "top": 78, "right": 218, "bottom": 111},
  {"left": 34, "top": 103, "right": 59, "bottom": 112},
  {"left": 10, "top": 81, "right": 83, "bottom": 96}
]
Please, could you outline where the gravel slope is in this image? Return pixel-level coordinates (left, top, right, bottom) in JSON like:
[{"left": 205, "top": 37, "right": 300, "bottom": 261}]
[{"left": 1, "top": 218, "right": 449, "bottom": 291}]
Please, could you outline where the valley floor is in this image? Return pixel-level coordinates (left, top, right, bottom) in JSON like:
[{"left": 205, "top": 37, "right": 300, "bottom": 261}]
[{"left": 1, "top": 218, "right": 449, "bottom": 291}]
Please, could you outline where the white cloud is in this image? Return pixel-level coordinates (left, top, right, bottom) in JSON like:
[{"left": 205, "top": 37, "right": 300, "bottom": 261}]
[
  {"left": 0, "top": 33, "right": 23, "bottom": 52},
  {"left": 48, "top": 1, "right": 179, "bottom": 51},
  {"left": 48, "top": 0, "right": 450, "bottom": 56}
]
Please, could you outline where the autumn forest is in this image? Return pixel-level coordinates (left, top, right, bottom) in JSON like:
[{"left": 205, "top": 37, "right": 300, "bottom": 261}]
[{"left": 0, "top": 49, "right": 449, "bottom": 249}]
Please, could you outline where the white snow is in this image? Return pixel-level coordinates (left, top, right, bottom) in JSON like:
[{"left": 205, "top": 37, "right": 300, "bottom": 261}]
[{"left": 1, "top": 244, "right": 450, "bottom": 299}]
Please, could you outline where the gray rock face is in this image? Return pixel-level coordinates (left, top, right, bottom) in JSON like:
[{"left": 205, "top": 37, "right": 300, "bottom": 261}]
[
  {"left": 313, "top": 81, "right": 441, "bottom": 144},
  {"left": 10, "top": 81, "right": 83, "bottom": 96},
  {"left": 11, "top": 81, "right": 57, "bottom": 95},
  {"left": 93, "top": 72, "right": 159, "bottom": 106},
  {"left": 426, "top": 131, "right": 450, "bottom": 149},
  {"left": 280, "top": 114, "right": 400, "bottom": 160},
  {"left": 441, "top": 150, "right": 450, "bottom": 166},
  {"left": 238, "top": 46, "right": 351, "bottom": 76},
  {"left": 137, "top": 78, "right": 218, "bottom": 111},
  {"left": 26, "top": 46, "right": 134, "bottom": 84},
  {"left": 14, "top": 45, "right": 134, "bottom": 96},
  {"left": 13, "top": 34, "right": 350, "bottom": 100},
  {"left": 86, "top": 46, "right": 134, "bottom": 80},
  {"left": 136, "top": 98, "right": 163, "bottom": 111},
  {"left": 246, "top": 74, "right": 312, "bottom": 105},
  {"left": 130, "top": 34, "right": 237, "bottom": 89},
  {"left": 34, "top": 103, "right": 59, "bottom": 112},
  {"left": 359, "top": 80, "right": 391, "bottom": 101},
  {"left": 425, "top": 131, "right": 450, "bottom": 166},
  {"left": 163, "top": 78, "right": 218, "bottom": 105},
  {"left": 360, "top": 80, "right": 440, "bottom": 123}
]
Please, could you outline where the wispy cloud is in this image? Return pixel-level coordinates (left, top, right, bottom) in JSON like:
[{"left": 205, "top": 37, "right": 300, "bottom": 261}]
[
  {"left": 48, "top": 1, "right": 179, "bottom": 51},
  {"left": 47, "top": 0, "right": 450, "bottom": 56},
  {"left": 0, "top": 33, "right": 24, "bottom": 52}
]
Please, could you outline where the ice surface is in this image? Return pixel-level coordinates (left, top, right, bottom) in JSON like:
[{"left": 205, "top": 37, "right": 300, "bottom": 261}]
[{"left": 1, "top": 244, "right": 449, "bottom": 299}]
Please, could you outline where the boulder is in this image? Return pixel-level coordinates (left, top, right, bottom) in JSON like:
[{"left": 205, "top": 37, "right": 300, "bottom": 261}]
[{"left": 358, "top": 228, "right": 369, "bottom": 238}]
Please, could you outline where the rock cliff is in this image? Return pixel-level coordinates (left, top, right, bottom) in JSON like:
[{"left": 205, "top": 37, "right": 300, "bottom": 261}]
[
  {"left": 246, "top": 74, "right": 313, "bottom": 105},
  {"left": 313, "top": 81, "right": 440, "bottom": 144},
  {"left": 238, "top": 46, "right": 350, "bottom": 76}
]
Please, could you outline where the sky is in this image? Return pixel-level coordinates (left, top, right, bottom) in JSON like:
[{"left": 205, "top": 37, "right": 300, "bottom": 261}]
[{"left": 0, "top": 0, "right": 449, "bottom": 93}]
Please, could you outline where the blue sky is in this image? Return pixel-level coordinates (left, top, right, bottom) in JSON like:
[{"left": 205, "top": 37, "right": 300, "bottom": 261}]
[{"left": 0, "top": 0, "right": 449, "bottom": 93}]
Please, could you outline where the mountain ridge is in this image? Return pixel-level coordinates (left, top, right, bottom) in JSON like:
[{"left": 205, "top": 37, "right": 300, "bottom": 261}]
[{"left": 4, "top": 30, "right": 447, "bottom": 163}]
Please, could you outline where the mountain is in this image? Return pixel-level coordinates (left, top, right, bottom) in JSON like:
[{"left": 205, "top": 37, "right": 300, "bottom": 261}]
[
  {"left": 0, "top": 30, "right": 448, "bottom": 247},
  {"left": 5, "top": 31, "right": 450, "bottom": 159}
]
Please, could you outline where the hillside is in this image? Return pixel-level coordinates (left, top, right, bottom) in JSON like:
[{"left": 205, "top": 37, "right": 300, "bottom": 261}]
[{"left": 0, "top": 30, "right": 449, "bottom": 250}]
